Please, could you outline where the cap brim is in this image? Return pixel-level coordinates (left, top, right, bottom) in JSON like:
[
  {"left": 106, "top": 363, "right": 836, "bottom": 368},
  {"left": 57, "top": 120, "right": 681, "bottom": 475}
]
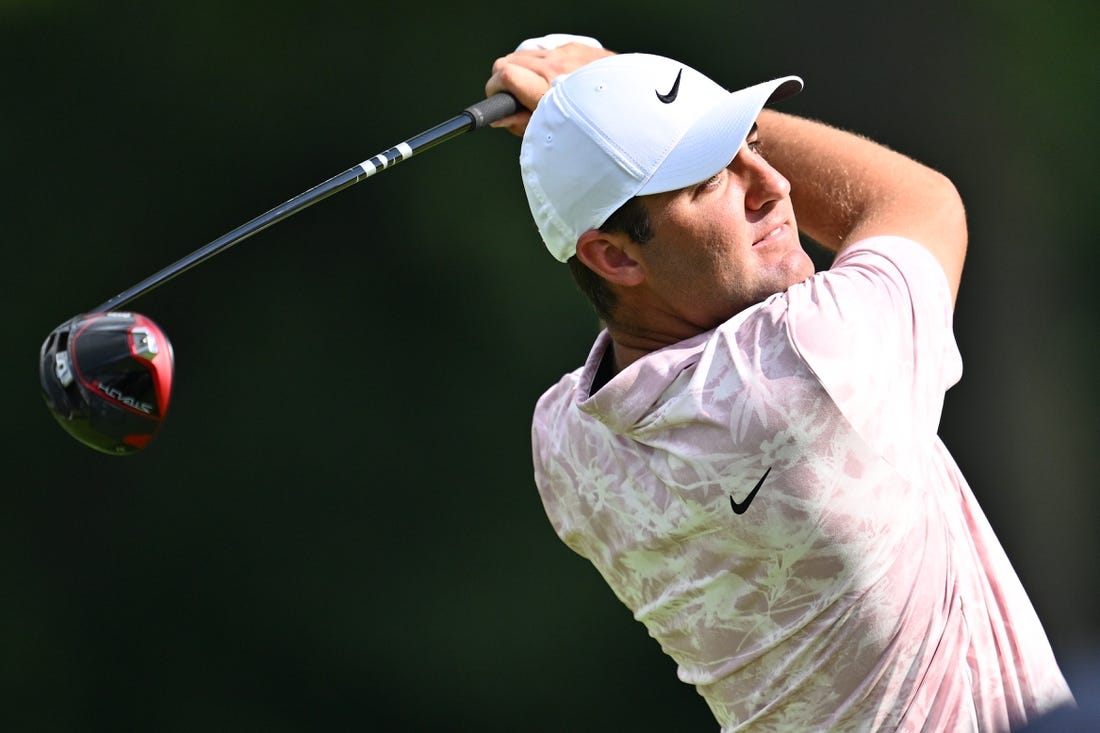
[{"left": 638, "top": 76, "right": 802, "bottom": 196}]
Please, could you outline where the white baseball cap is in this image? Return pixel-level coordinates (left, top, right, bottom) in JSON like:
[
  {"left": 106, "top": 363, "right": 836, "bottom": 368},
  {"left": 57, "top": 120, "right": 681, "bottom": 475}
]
[{"left": 520, "top": 53, "right": 802, "bottom": 262}]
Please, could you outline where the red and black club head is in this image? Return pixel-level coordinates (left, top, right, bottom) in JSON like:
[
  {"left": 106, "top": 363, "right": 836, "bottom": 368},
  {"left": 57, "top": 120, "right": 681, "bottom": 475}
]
[{"left": 39, "top": 312, "right": 174, "bottom": 455}]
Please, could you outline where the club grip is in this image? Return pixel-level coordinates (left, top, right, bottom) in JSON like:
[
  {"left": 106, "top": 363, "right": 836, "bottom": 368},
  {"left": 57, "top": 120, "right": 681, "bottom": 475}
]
[{"left": 463, "top": 93, "right": 521, "bottom": 129}]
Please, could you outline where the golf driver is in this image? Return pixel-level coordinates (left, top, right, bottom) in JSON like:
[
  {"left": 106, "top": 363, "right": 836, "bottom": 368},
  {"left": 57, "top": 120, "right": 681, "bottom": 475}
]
[{"left": 40, "top": 92, "right": 519, "bottom": 455}]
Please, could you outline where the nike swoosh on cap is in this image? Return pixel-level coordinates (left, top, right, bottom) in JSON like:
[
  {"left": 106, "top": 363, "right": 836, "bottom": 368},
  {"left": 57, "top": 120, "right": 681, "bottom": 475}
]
[{"left": 655, "top": 69, "right": 683, "bottom": 104}]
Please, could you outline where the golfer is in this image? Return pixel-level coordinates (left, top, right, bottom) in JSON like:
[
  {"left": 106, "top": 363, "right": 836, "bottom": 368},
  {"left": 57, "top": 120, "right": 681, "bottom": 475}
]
[{"left": 486, "top": 35, "right": 1075, "bottom": 731}]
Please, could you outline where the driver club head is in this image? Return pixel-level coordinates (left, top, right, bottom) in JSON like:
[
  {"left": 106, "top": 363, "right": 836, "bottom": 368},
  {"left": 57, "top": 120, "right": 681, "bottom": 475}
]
[{"left": 39, "top": 311, "right": 174, "bottom": 455}]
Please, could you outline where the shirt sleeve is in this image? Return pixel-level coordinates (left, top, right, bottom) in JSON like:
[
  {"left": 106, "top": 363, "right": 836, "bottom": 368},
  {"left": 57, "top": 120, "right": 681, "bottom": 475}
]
[{"left": 783, "top": 236, "right": 963, "bottom": 475}]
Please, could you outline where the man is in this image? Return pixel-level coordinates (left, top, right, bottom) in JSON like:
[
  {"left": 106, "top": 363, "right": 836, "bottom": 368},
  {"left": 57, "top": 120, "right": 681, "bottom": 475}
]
[{"left": 486, "top": 35, "right": 1074, "bottom": 731}]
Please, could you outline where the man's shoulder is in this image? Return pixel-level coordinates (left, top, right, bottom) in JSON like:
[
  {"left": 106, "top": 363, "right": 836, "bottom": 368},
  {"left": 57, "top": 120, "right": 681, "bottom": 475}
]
[
  {"left": 829, "top": 235, "right": 952, "bottom": 289},
  {"left": 534, "top": 365, "right": 583, "bottom": 415},
  {"left": 781, "top": 235, "right": 955, "bottom": 350},
  {"left": 532, "top": 331, "right": 609, "bottom": 432}
]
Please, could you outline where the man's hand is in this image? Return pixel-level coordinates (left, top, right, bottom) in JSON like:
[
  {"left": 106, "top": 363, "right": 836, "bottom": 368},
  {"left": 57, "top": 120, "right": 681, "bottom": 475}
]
[{"left": 485, "top": 35, "right": 614, "bottom": 137}]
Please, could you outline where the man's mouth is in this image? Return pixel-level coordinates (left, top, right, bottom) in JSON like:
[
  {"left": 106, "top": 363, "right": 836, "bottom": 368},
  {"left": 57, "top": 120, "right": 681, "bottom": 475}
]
[{"left": 753, "top": 224, "right": 787, "bottom": 247}]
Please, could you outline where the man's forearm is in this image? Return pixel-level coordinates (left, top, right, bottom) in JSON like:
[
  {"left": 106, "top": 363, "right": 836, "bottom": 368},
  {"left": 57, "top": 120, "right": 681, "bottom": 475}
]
[{"left": 756, "top": 109, "right": 967, "bottom": 301}]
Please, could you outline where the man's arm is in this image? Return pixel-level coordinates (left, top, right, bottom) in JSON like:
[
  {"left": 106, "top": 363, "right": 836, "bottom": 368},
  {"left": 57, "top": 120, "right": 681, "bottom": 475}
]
[{"left": 756, "top": 110, "right": 968, "bottom": 305}]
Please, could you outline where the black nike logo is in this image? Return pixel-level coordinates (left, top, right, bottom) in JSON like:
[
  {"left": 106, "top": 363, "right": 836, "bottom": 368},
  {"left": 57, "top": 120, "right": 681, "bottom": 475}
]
[
  {"left": 655, "top": 69, "right": 683, "bottom": 104},
  {"left": 730, "top": 467, "right": 771, "bottom": 515}
]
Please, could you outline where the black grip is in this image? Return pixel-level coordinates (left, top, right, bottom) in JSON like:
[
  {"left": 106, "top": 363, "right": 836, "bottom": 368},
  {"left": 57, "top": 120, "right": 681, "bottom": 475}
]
[{"left": 463, "top": 93, "right": 521, "bottom": 130}]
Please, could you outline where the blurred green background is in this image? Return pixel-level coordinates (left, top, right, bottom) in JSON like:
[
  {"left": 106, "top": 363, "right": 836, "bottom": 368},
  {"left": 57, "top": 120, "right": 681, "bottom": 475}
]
[{"left": 3, "top": 1, "right": 1097, "bottom": 730}]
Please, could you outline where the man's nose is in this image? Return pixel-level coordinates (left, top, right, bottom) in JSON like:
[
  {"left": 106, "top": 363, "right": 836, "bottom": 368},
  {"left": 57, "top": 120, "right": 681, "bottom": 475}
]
[{"left": 740, "top": 150, "right": 791, "bottom": 211}]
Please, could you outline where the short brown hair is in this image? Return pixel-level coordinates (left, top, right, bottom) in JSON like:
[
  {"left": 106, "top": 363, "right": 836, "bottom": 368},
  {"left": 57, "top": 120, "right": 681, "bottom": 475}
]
[{"left": 566, "top": 196, "right": 654, "bottom": 323}]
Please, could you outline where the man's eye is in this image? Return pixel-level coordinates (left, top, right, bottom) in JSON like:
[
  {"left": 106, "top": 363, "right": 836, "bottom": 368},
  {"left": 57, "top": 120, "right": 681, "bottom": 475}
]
[
  {"left": 699, "top": 172, "right": 722, "bottom": 190},
  {"left": 748, "top": 139, "right": 764, "bottom": 156}
]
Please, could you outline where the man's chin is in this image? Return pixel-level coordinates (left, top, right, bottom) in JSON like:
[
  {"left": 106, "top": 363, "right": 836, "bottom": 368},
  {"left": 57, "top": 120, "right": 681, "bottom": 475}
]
[{"left": 772, "top": 248, "right": 816, "bottom": 291}]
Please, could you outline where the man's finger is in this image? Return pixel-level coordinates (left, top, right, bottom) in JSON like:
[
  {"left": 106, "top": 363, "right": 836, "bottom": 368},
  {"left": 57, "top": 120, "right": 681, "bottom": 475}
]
[
  {"left": 485, "top": 64, "right": 553, "bottom": 114},
  {"left": 489, "top": 111, "right": 534, "bottom": 137}
]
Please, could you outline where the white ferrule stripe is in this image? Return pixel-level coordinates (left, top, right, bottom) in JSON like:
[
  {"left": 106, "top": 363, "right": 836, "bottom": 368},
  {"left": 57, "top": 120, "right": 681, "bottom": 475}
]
[{"left": 359, "top": 142, "right": 412, "bottom": 177}]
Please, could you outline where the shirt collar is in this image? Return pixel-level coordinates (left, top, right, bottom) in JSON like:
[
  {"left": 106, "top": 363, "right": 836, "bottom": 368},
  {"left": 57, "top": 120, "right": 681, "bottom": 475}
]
[{"left": 575, "top": 329, "right": 712, "bottom": 433}]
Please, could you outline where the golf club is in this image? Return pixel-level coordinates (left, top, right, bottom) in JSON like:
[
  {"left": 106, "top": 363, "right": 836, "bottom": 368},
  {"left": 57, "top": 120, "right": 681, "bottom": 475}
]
[{"left": 39, "top": 92, "right": 520, "bottom": 455}]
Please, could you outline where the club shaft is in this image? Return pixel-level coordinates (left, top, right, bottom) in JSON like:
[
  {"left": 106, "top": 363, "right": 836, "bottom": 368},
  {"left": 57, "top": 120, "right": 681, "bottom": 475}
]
[{"left": 93, "top": 93, "right": 518, "bottom": 313}]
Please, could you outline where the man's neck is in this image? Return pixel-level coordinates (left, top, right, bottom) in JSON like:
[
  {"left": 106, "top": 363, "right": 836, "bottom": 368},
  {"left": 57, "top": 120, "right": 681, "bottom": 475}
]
[
  {"left": 610, "top": 338, "right": 651, "bottom": 374},
  {"left": 605, "top": 317, "right": 693, "bottom": 373},
  {"left": 603, "top": 296, "right": 713, "bottom": 373}
]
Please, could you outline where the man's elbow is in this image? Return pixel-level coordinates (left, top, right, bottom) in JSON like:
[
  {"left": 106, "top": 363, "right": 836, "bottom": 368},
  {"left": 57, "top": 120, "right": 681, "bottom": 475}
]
[
  {"left": 926, "top": 171, "right": 968, "bottom": 302},
  {"left": 934, "top": 172, "right": 968, "bottom": 251}
]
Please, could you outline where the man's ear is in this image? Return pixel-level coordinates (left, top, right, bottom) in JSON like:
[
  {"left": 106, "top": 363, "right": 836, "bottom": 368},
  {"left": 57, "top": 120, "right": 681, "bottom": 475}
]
[{"left": 575, "top": 229, "right": 645, "bottom": 287}]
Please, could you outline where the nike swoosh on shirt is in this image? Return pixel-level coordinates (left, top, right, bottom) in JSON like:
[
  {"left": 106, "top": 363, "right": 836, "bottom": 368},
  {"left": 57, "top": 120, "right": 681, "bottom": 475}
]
[
  {"left": 730, "top": 467, "right": 771, "bottom": 515},
  {"left": 655, "top": 69, "right": 683, "bottom": 103}
]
